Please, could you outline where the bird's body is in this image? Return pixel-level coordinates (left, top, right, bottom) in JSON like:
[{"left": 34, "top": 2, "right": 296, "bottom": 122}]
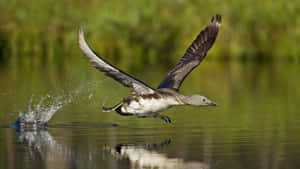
[
  {"left": 119, "top": 91, "right": 180, "bottom": 115},
  {"left": 78, "top": 15, "right": 222, "bottom": 123},
  {"left": 117, "top": 89, "right": 181, "bottom": 114},
  {"left": 102, "top": 88, "right": 183, "bottom": 122}
]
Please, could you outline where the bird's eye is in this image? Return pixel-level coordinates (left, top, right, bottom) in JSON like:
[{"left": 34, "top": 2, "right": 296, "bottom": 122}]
[{"left": 202, "top": 99, "right": 206, "bottom": 102}]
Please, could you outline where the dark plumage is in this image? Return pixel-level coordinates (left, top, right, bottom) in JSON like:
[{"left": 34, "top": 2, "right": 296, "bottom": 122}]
[
  {"left": 158, "top": 15, "right": 221, "bottom": 91},
  {"left": 78, "top": 15, "right": 221, "bottom": 123}
]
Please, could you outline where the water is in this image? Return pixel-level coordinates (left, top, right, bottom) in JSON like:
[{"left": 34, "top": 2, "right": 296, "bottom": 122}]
[{"left": 0, "top": 57, "right": 299, "bottom": 169}]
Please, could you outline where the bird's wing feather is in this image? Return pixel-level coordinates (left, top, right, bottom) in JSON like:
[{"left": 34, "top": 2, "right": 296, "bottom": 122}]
[
  {"left": 158, "top": 15, "right": 221, "bottom": 91},
  {"left": 78, "top": 28, "right": 155, "bottom": 95}
]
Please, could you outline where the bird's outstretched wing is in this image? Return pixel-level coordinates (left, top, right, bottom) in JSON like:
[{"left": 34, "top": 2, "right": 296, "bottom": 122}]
[
  {"left": 158, "top": 15, "right": 221, "bottom": 91},
  {"left": 78, "top": 28, "right": 155, "bottom": 95}
]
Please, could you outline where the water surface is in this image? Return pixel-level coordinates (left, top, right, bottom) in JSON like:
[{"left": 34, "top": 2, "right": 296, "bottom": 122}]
[{"left": 0, "top": 57, "right": 299, "bottom": 169}]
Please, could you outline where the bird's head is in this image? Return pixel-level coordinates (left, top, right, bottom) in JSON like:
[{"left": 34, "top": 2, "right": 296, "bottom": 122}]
[{"left": 182, "top": 95, "right": 218, "bottom": 107}]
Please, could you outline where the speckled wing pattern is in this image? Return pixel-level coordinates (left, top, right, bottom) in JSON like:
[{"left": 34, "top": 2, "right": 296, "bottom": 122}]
[
  {"left": 158, "top": 15, "right": 221, "bottom": 91},
  {"left": 78, "top": 29, "right": 155, "bottom": 95}
]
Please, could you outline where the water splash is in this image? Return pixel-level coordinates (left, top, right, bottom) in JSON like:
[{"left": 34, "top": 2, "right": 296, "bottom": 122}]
[
  {"left": 18, "top": 93, "right": 72, "bottom": 124},
  {"left": 16, "top": 80, "right": 103, "bottom": 125}
]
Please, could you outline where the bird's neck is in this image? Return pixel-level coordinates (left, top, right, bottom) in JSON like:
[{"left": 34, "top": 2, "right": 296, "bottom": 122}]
[{"left": 179, "top": 95, "right": 202, "bottom": 106}]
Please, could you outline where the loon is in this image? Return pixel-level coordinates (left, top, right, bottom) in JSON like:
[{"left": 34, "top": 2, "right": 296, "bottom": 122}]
[{"left": 78, "top": 15, "right": 221, "bottom": 123}]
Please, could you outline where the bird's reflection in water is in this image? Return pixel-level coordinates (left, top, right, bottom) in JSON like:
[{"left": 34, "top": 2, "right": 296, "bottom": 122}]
[
  {"left": 104, "top": 139, "right": 211, "bottom": 169},
  {"left": 14, "top": 127, "right": 211, "bottom": 169}
]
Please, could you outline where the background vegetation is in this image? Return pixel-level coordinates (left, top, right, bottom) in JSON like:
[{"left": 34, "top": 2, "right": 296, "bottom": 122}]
[{"left": 0, "top": 0, "right": 299, "bottom": 70}]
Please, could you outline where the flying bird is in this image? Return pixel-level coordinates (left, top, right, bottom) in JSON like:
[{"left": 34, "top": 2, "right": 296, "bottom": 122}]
[{"left": 78, "top": 14, "right": 221, "bottom": 123}]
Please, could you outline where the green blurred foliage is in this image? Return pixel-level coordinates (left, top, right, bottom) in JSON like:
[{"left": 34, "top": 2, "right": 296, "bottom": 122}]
[{"left": 0, "top": 0, "right": 299, "bottom": 69}]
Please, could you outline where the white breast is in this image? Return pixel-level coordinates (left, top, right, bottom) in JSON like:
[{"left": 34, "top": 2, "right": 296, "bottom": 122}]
[{"left": 122, "top": 97, "right": 178, "bottom": 114}]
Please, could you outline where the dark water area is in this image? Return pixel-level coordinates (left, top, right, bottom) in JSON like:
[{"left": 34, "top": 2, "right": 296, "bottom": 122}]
[{"left": 0, "top": 54, "right": 299, "bottom": 169}]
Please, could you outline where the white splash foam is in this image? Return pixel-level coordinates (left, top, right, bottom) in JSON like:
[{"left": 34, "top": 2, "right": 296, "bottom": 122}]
[
  {"left": 18, "top": 80, "right": 104, "bottom": 124},
  {"left": 18, "top": 93, "right": 72, "bottom": 123}
]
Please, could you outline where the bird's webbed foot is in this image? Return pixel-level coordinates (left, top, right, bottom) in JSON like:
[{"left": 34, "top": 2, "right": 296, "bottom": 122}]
[
  {"left": 154, "top": 114, "right": 172, "bottom": 124},
  {"left": 137, "top": 113, "right": 172, "bottom": 124},
  {"left": 102, "top": 102, "right": 123, "bottom": 112}
]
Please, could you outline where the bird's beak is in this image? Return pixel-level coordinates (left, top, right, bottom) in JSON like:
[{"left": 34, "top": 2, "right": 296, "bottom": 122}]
[{"left": 210, "top": 102, "right": 219, "bottom": 106}]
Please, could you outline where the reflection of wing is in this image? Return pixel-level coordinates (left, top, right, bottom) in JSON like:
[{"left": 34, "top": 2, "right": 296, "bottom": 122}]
[
  {"left": 78, "top": 28, "right": 155, "bottom": 95},
  {"left": 158, "top": 15, "right": 221, "bottom": 91}
]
